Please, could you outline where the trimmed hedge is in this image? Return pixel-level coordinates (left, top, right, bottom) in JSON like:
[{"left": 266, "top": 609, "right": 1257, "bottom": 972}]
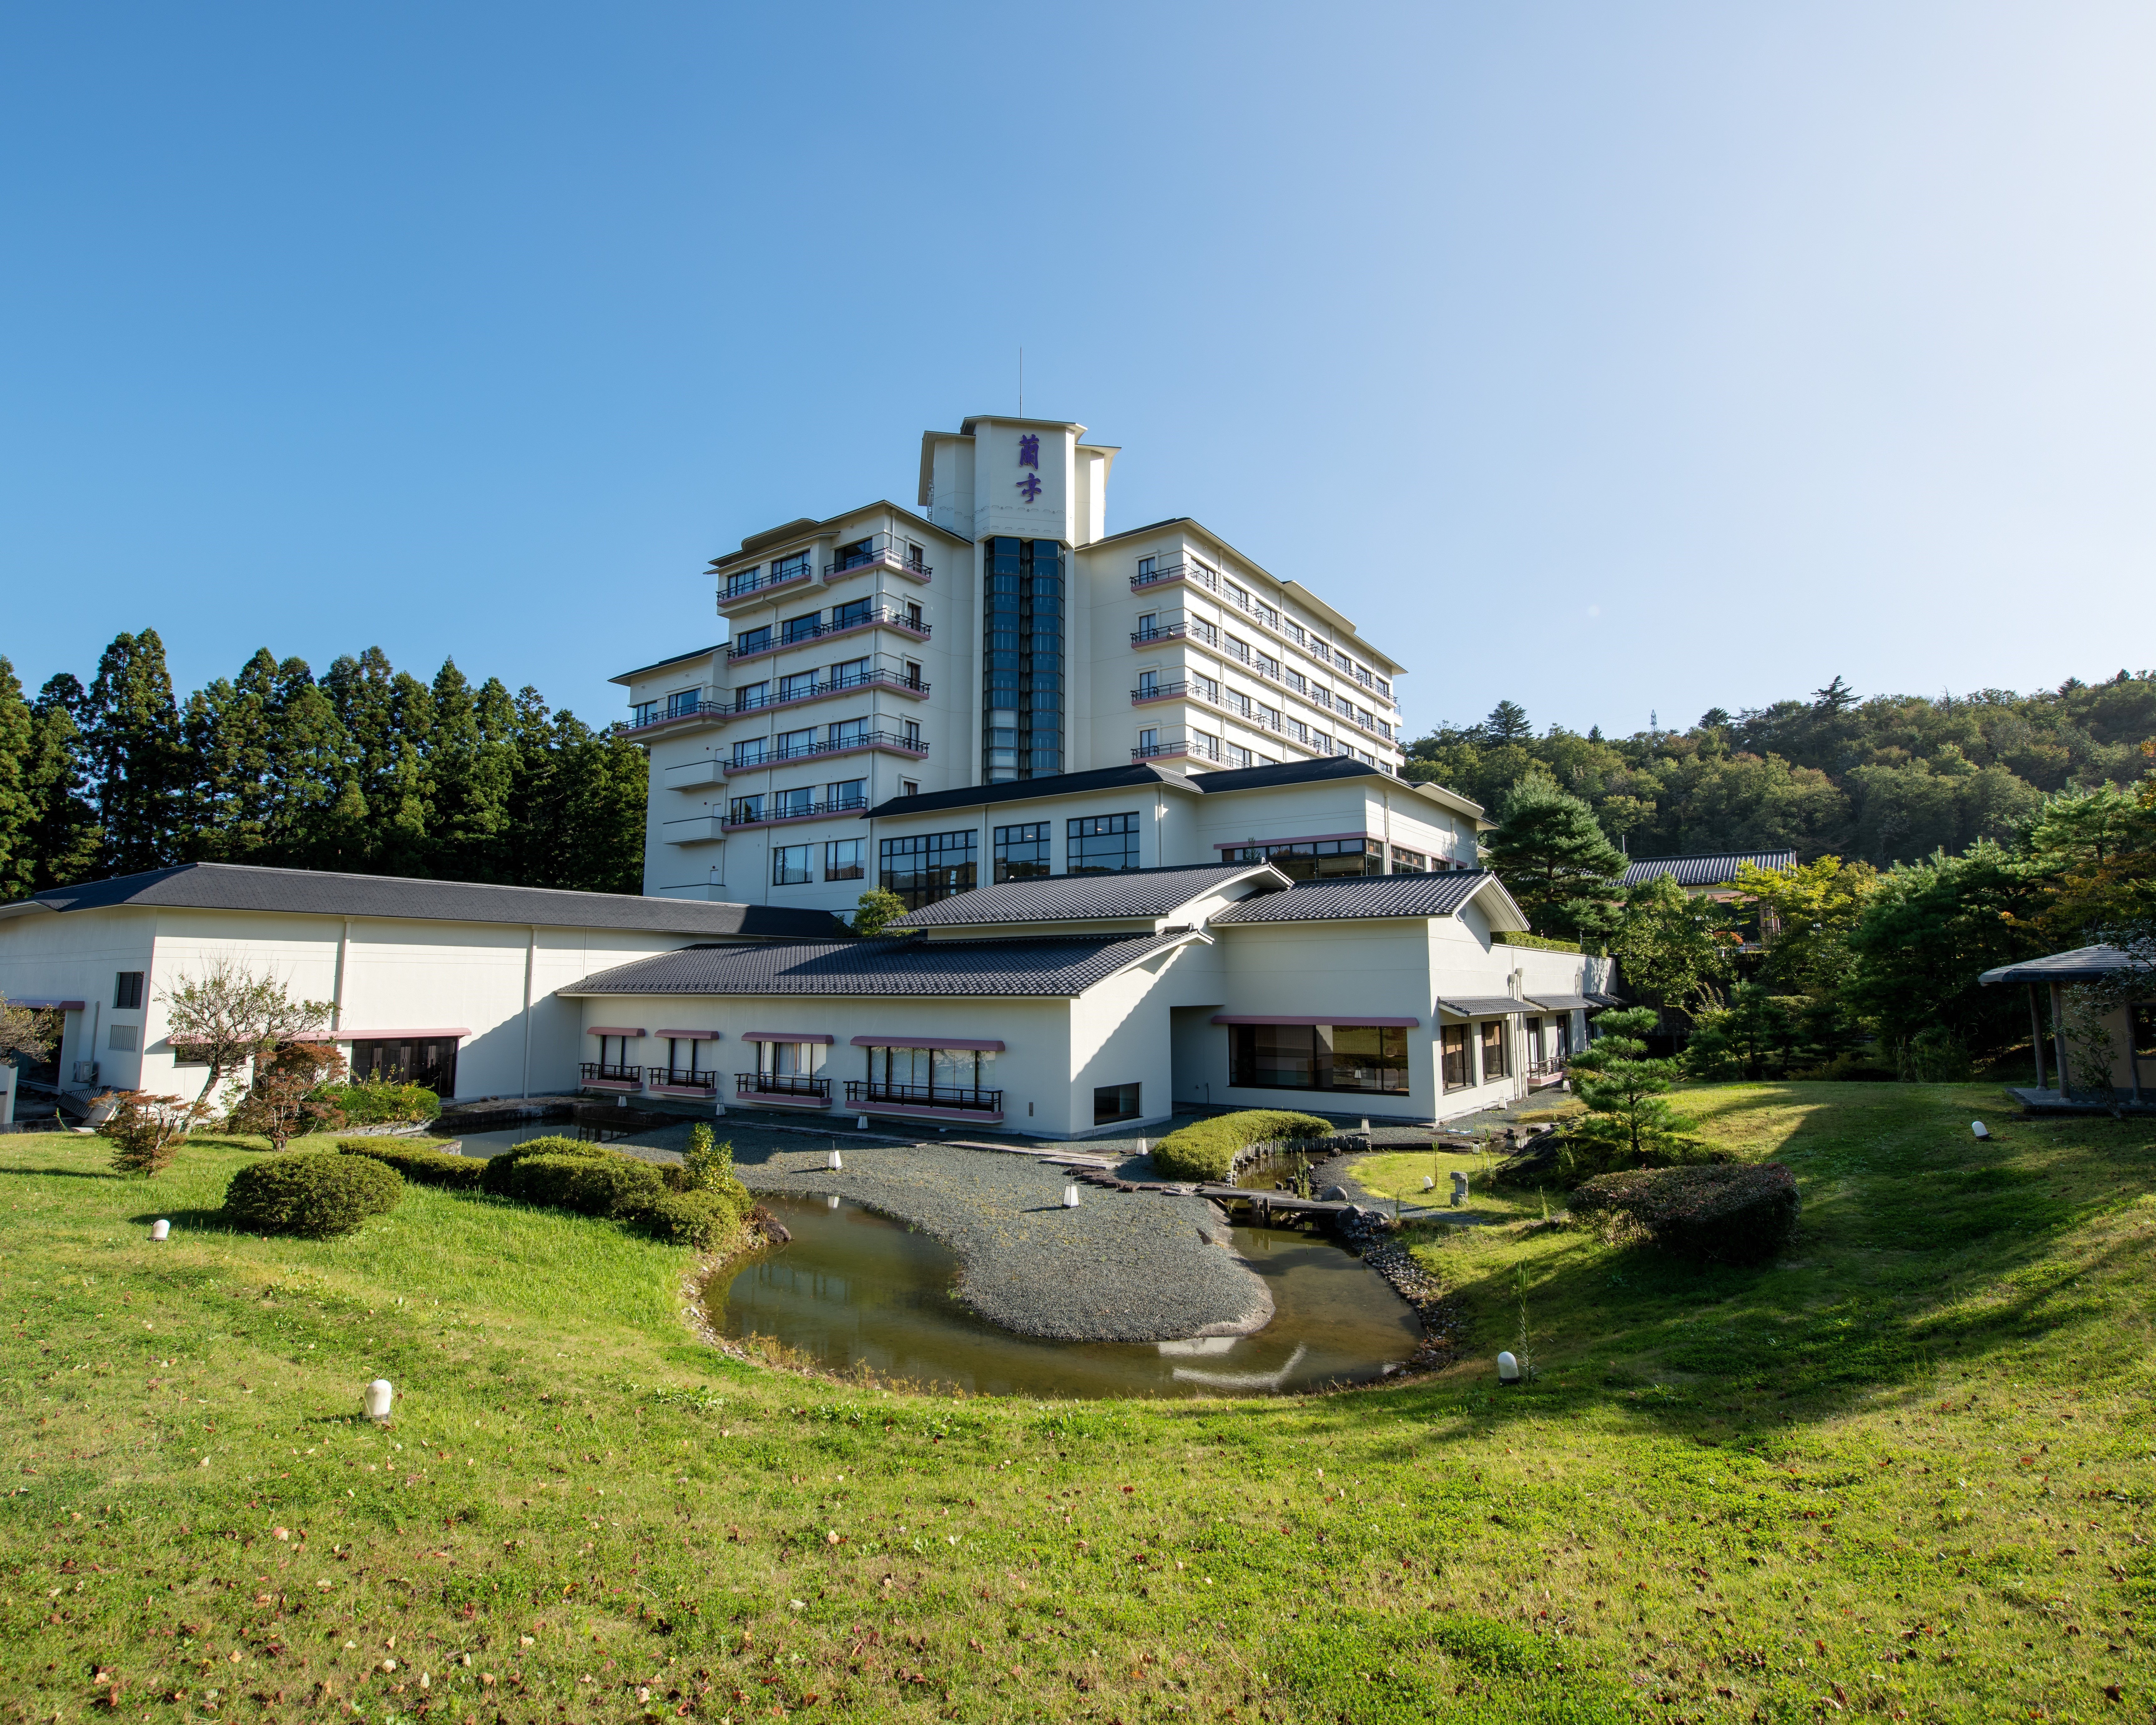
[
  {"left": 477, "top": 1135, "right": 615, "bottom": 1197},
  {"left": 626, "top": 1188, "right": 746, "bottom": 1250},
  {"left": 1150, "top": 1109, "right": 1333, "bottom": 1182},
  {"left": 496, "top": 1153, "right": 667, "bottom": 1217},
  {"left": 1569, "top": 1162, "right": 1799, "bottom": 1265},
  {"left": 313, "top": 1082, "right": 441, "bottom": 1125},
  {"left": 337, "top": 1138, "right": 486, "bottom": 1190},
  {"left": 225, "top": 1151, "right": 404, "bottom": 1239}
]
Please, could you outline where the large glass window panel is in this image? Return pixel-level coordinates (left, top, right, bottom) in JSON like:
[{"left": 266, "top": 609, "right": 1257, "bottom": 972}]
[
  {"left": 995, "top": 822, "right": 1052, "bottom": 882},
  {"left": 878, "top": 830, "right": 979, "bottom": 909},
  {"left": 1068, "top": 812, "right": 1140, "bottom": 874},
  {"left": 1441, "top": 1025, "right": 1472, "bottom": 1090},
  {"left": 1479, "top": 1020, "right": 1510, "bottom": 1081},
  {"left": 1330, "top": 1026, "right": 1409, "bottom": 1093}
]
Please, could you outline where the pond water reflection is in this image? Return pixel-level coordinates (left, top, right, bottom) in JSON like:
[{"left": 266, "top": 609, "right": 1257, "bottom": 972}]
[{"left": 703, "top": 1195, "right": 1421, "bottom": 1398}]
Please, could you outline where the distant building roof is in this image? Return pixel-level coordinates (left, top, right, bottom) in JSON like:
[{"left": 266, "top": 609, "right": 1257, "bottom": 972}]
[
  {"left": 0, "top": 863, "right": 848, "bottom": 941},
  {"left": 1980, "top": 944, "right": 2148, "bottom": 987},
  {"left": 888, "top": 862, "right": 1284, "bottom": 929},
  {"left": 866, "top": 755, "right": 1484, "bottom": 822},
  {"left": 557, "top": 930, "right": 1197, "bottom": 999},
  {"left": 1207, "top": 870, "right": 1527, "bottom": 930},
  {"left": 1619, "top": 851, "right": 1796, "bottom": 889}
]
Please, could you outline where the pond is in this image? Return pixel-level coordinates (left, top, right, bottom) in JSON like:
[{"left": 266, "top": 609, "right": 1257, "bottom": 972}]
[{"left": 702, "top": 1195, "right": 1422, "bottom": 1398}]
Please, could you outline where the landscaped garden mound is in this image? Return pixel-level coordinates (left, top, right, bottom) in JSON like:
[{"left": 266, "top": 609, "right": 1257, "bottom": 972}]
[
  {"left": 224, "top": 1149, "right": 404, "bottom": 1238},
  {"left": 1148, "top": 1109, "right": 1332, "bottom": 1181},
  {"left": 479, "top": 1131, "right": 750, "bottom": 1251},
  {"left": 1568, "top": 1160, "right": 1799, "bottom": 1264}
]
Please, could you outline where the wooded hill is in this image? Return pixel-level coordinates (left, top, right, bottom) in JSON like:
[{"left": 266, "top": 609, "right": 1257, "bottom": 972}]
[
  {"left": 0, "top": 631, "right": 646, "bottom": 900},
  {"left": 1407, "top": 671, "right": 2156, "bottom": 866}
]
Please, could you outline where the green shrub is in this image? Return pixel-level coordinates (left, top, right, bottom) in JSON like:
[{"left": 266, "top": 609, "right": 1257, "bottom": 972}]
[
  {"left": 682, "top": 1123, "right": 753, "bottom": 1212},
  {"left": 225, "top": 1151, "right": 403, "bottom": 1239},
  {"left": 337, "top": 1138, "right": 485, "bottom": 1190},
  {"left": 498, "top": 1153, "right": 667, "bottom": 1217},
  {"left": 1150, "top": 1110, "right": 1332, "bottom": 1182},
  {"left": 313, "top": 1082, "right": 441, "bottom": 1125},
  {"left": 477, "top": 1135, "right": 615, "bottom": 1197},
  {"left": 625, "top": 1188, "right": 746, "bottom": 1250},
  {"left": 1569, "top": 1162, "right": 1799, "bottom": 1265}
]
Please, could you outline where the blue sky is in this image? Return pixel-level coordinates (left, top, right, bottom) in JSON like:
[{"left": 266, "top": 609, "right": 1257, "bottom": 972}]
[{"left": 4, "top": 3, "right": 2153, "bottom": 741}]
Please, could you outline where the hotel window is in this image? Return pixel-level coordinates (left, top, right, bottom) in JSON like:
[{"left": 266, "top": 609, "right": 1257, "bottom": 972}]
[
  {"left": 1257, "top": 703, "right": 1281, "bottom": 730},
  {"left": 1191, "top": 673, "right": 1221, "bottom": 704},
  {"left": 735, "top": 680, "right": 770, "bottom": 711},
  {"left": 1224, "top": 743, "right": 1252, "bottom": 769},
  {"left": 827, "top": 778, "right": 866, "bottom": 810},
  {"left": 1225, "top": 583, "right": 1250, "bottom": 611},
  {"left": 832, "top": 656, "right": 871, "bottom": 686},
  {"left": 1286, "top": 620, "right": 1306, "bottom": 645},
  {"left": 776, "top": 726, "right": 815, "bottom": 758},
  {"left": 666, "top": 688, "right": 701, "bottom": 719},
  {"left": 982, "top": 536, "right": 1064, "bottom": 782},
  {"left": 772, "top": 844, "right": 813, "bottom": 885},
  {"left": 864, "top": 1044, "right": 995, "bottom": 1102},
  {"left": 728, "top": 793, "right": 764, "bottom": 824},
  {"left": 901, "top": 778, "right": 919, "bottom": 796},
  {"left": 1256, "top": 602, "right": 1279, "bottom": 629},
  {"left": 829, "top": 717, "right": 868, "bottom": 748},
  {"left": 1229, "top": 1024, "right": 1408, "bottom": 1094},
  {"left": 1336, "top": 654, "right": 1356, "bottom": 679},
  {"left": 1094, "top": 1082, "right": 1142, "bottom": 1125},
  {"left": 1136, "top": 555, "right": 1156, "bottom": 578},
  {"left": 1282, "top": 669, "right": 1305, "bottom": 696},
  {"left": 824, "top": 838, "right": 865, "bottom": 881},
  {"left": 1222, "top": 688, "right": 1251, "bottom": 718},
  {"left": 1376, "top": 677, "right": 1392, "bottom": 700},
  {"left": 1255, "top": 651, "right": 1279, "bottom": 679},
  {"left": 778, "top": 671, "right": 816, "bottom": 702},
  {"left": 1137, "top": 726, "right": 1159, "bottom": 755},
  {"left": 780, "top": 611, "right": 822, "bottom": 644},
  {"left": 1390, "top": 846, "right": 1428, "bottom": 873},
  {"left": 1068, "top": 812, "right": 1140, "bottom": 874},
  {"left": 880, "top": 829, "right": 978, "bottom": 908},
  {"left": 903, "top": 658, "right": 924, "bottom": 688},
  {"left": 1190, "top": 732, "right": 1220, "bottom": 762},
  {"left": 1189, "top": 618, "right": 1218, "bottom": 646},
  {"left": 1135, "top": 610, "right": 1158, "bottom": 638},
  {"left": 832, "top": 597, "right": 872, "bottom": 630},
  {"left": 731, "top": 737, "right": 767, "bottom": 768},
  {"left": 1441, "top": 1025, "right": 1472, "bottom": 1090},
  {"left": 773, "top": 550, "right": 812, "bottom": 581},
  {"left": 114, "top": 971, "right": 144, "bottom": 1010},
  {"left": 995, "top": 822, "right": 1052, "bottom": 883},
  {"left": 1357, "top": 667, "right": 1375, "bottom": 689},
  {"left": 734, "top": 625, "right": 772, "bottom": 655},
  {"left": 723, "top": 563, "right": 762, "bottom": 598},
  {"left": 1357, "top": 706, "right": 1375, "bottom": 729},
  {"left": 629, "top": 699, "right": 658, "bottom": 727},
  {"left": 1287, "top": 718, "right": 1308, "bottom": 744},
  {"left": 772, "top": 786, "right": 814, "bottom": 819},
  {"left": 904, "top": 600, "right": 923, "bottom": 629},
  {"left": 1480, "top": 1021, "right": 1510, "bottom": 1081},
  {"left": 901, "top": 719, "right": 921, "bottom": 747},
  {"left": 1137, "top": 669, "right": 1159, "bottom": 698},
  {"left": 1311, "top": 641, "right": 1333, "bottom": 665},
  {"left": 1228, "top": 838, "right": 1384, "bottom": 880},
  {"left": 904, "top": 539, "right": 924, "bottom": 569},
  {"left": 1225, "top": 635, "right": 1250, "bottom": 664}
]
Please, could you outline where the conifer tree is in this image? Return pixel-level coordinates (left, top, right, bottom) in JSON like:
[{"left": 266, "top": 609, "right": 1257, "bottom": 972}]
[
  {"left": 84, "top": 629, "right": 182, "bottom": 875},
  {"left": 1483, "top": 772, "right": 1625, "bottom": 935},
  {"left": 0, "top": 658, "right": 35, "bottom": 900}
]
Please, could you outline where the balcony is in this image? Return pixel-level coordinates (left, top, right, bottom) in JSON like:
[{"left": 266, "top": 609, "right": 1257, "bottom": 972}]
[
  {"left": 1132, "top": 739, "right": 1221, "bottom": 766},
  {"left": 824, "top": 534, "right": 931, "bottom": 585},
  {"left": 727, "top": 606, "right": 931, "bottom": 664},
  {"left": 724, "top": 797, "right": 869, "bottom": 831},
  {"left": 647, "top": 1067, "right": 718, "bottom": 1098},
  {"left": 619, "top": 690, "right": 722, "bottom": 736},
  {"left": 727, "top": 730, "right": 928, "bottom": 774},
  {"left": 580, "top": 1061, "right": 644, "bottom": 1092},
  {"left": 662, "top": 757, "right": 728, "bottom": 792},
  {"left": 661, "top": 814, "right": 727, "bottom": 846},
  {"left": 717, "top": 562, "right": 817, "bottom": 611},
  {"left": 843, "top": 1079, "right": 1003, "bottom": 1124},
  {"left": 1130, "top": 623, "right": 1189, "bottom": 647},
  {"left": 729, "top": 666, "right": 930, "bottom": 717},
  {"left": 736, "top": 1072, "right": 833, "bottom": 1109},
  {"left": 1131, "top": 680, "right": 1192, "bottom": 707}
]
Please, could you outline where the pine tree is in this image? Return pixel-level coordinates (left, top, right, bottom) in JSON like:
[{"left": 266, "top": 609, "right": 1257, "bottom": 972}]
[
  {"left": 1482, "top": 700, "right": 1533, "bottom": 744},
  {"left": 0, "top": 657, "right": 35, "bottom": 900},
  {"left": 1483, "top": 773, "right": 1625, "bottom": 935},
  {"left": 22, "top": 676, "right": 100, "bottom": 890},
  {"left": 85, "top": 629, "right": 182, "bottom": 876}
]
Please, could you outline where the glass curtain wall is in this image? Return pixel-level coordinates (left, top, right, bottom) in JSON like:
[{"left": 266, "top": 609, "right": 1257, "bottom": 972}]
[{"left": 983, "top": 537, "right": 1064, "bottom": 782}]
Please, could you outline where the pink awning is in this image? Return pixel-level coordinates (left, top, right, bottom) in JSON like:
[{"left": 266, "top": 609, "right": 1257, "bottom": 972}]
[
  {"left": 587, "top": 1026, "right": 646, "bottom": 1038},
  {"left": 741, "top": 1031, "right": 835, "bottom": 1045},
  {"left": 849, "top": 1035, "right": 1006, "bottom": 1051},
  {"left": 331, "top": 1027, "right": 472, "bottom": 1040},
  {"left": 656, "top": 1028, "right": 721, "bottom": 1040},
  {"left": 1210, "top": 1014, "right": 1420, "bottom": 1028}
]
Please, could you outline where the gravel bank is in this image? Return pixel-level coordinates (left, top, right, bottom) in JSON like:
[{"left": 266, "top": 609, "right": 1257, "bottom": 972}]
[{"left": 453, "top": 1118, "right": 1274, "bottom": 1344}]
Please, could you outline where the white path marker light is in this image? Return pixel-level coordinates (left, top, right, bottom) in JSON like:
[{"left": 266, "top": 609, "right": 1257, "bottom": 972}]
[
  {"left": 1971, "top": 1121, "right": 1990, "bottom": 1139},
  {"left": 1422, "top": 1176, "right": 1435, "bottom": 1193},
  {"left": 856, "top": 1115, "right": 868, "bottom": 1129},
  {"left": 1063, "top": 1183, "right": 1082, "bottom": 1208},
  {"left": 1496, "top": 1351, "right": 1521, "bottom": 1386},
  {"left": 826, "top": 1147, "right": 844, "bottom": 1171},
  {"left": 364, "top": 1379, "right": 394, "bottom": 1421},
  {"left": 150, "top": 1219, "right": 171, "bottom": 1241}
]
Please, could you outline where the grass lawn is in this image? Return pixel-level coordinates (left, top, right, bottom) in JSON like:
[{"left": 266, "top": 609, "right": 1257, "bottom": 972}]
[{"left": 2, "top": 1086, "right": 2152, "bottom": 1723}]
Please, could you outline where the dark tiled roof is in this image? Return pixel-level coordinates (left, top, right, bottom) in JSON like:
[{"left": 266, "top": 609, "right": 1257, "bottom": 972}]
[
  {"left": 888, "top": 863, "right": 1283, "bottom": 928},
  {"left": 1188, "top": 756, "right": 1394, "bottom": 795},
  {"left": 1980, "top": 944, "right": 2146, "bottom": 986},
  {"left": 7, "top": 863, "right": 847, "bottom": 940},
  {"left": 865, "top": 763, "right": 1201, "bottom": 820},
  {"left": 1620, "top": 852, "right": 1796, "bottom": 888},
  {"left": 557, "top": 930, "right": 1197, "bottom": 998},
  {"left": 1523, "top": 993, "right": 1600, "bottom": 1012},
  {"left": 1207, "top": 871, "right": 1499, "bottom": 924},
  {"left": 1437, "top": 996, "right": 1528, "bottom": 1017}
]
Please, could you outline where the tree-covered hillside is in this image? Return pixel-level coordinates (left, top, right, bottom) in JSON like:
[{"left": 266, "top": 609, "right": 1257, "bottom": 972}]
[
  {"left": 1409, "top": 671, "right": 2156, "bottom": 866},
  {"left": 0, "top": 631, "right": 646, "bottom": 900}
]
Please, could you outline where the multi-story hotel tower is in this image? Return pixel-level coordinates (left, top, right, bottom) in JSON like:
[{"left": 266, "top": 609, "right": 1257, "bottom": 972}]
[{"left": 614, "top": 415, "right": 1473, "bottom": 918}]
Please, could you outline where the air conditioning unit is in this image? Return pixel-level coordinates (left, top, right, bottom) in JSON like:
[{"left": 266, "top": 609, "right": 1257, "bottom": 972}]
[{"left": 72, "top": 1061, "right": 99, "bottom": 1085}]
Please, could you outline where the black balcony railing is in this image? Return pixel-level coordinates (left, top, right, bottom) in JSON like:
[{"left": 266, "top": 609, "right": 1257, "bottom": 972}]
[
  {"left": 1129, "top": 624, "right": 1188, "bottom": 646},
  {"left": 725, "top": 796, "right": 869, "bottom": 829},
  {"left": 736, "top": 1072, "right": 831, "bottom": 1100},
  {"left": 824, "top": 537, "right": 931, "bottom": 580},
  {"left": 843, "top": 1080, "right": 1004, "bottom": 1115},
  {"left": 730, "top": 668, "right": 929, "bottom": 713},
  {"left": 722, "top": 562, "right": 814, "bottom": 601},
  {"left": 728, "top": 730, "right": 927, "bottom": 771},
  {"left": 647, "top": 1067, "right": 717, "bottom": 1094},
  {"left": 581, "top": 1061, "right": 642, "bottom": 1086},
  {"left": 727, "top": 608, "right": 930, "bottom": 660}
]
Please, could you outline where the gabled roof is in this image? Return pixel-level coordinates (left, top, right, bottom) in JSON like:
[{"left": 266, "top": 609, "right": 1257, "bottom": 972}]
[
  {"left": 0, "top": 863, "right": 849, "bottom": 941},
  {"left": 1980, "top": 944, "right": 2148, "bottom": 987},
  {"left": 888, "top": 862, "right": 1286, "bottom": 930},
  {"left": 1206, "top": 870, "right": 1527, "bottom": 929},
  {"left": 557, "top": 930, "right": 1197, "bottom": 999},
  {"left": 865, "top": 755, "right": 1483, "bottom": 823},
  {"left": 1620, "top": 851, "right": 1796, "bottom": 888}
]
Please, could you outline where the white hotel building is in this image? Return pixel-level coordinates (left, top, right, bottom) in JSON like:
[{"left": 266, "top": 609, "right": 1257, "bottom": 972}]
[
  {"left": 0, "top": 413, "right": 1616, "bottom": 1137},
  {"left": 615, "top": 415, "right": 1460, "bottom": 917}
]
